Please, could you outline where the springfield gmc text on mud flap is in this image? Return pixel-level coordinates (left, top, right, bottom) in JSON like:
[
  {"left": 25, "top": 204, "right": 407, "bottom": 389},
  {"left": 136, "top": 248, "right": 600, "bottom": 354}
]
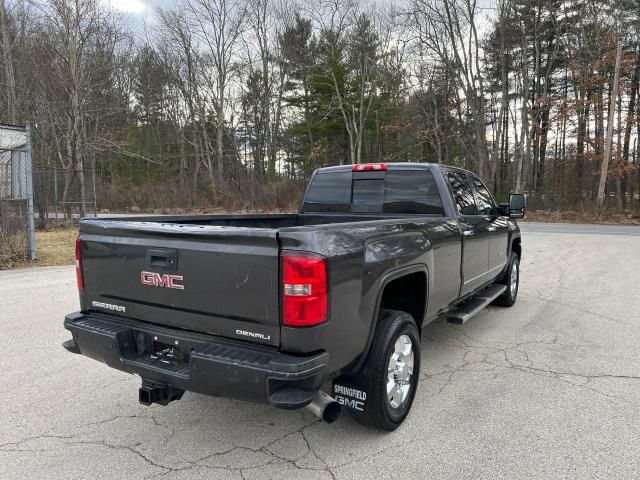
[{"left": 63, "top": 163, "right": 526, "bottom": 431}]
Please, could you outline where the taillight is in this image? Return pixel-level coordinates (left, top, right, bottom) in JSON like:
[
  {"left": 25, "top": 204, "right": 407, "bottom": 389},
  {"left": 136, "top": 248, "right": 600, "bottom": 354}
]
[
  {"left": 75, "top": 235, "right": 84, "bottom": 292},
  {"left": 282, "top": 252, "right": 327, "bottom": 327},
  {"left": 352, "top": 163, "right": 387, "bottom": 172}
]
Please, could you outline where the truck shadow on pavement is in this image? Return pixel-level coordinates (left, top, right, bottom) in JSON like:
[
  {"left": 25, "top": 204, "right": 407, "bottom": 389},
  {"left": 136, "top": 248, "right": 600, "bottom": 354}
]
[{"left": 81, "top": 314, "right": 502, "bottom": 478}]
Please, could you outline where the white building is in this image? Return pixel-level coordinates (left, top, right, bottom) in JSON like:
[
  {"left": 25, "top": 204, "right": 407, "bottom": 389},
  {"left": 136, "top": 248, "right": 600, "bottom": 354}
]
[{"left": 0, "top": 123, "right": 27, "bottom": 200}]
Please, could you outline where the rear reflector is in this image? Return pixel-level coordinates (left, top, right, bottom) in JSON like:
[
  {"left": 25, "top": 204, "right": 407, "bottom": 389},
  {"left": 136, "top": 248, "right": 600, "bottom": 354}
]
[
  {"left": 75, "top": 235, "right": 84, "bottom": 292},
  {"left": 282, "top": 252, "right": 327, "bottom": 327},
  {"left": 352, "top": 163, "right": 387, "bottom": 172}
]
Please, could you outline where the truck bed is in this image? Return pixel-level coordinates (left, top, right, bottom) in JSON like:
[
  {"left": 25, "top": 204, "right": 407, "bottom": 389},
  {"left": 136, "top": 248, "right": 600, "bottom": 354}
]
[{"left": 77, "top": 213, "right": 446, "bottom": 351}]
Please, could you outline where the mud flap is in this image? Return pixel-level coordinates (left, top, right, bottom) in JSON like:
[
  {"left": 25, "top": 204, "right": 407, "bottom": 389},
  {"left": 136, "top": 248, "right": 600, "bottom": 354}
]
[{"left": 332, "top": 358, "right": 373, "bottom": 414}]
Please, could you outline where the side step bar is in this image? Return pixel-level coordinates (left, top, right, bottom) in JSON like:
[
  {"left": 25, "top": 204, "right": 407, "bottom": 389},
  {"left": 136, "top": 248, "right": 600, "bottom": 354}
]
[{"left": 447, "top": 285, "right": 507, "bottom": 325}]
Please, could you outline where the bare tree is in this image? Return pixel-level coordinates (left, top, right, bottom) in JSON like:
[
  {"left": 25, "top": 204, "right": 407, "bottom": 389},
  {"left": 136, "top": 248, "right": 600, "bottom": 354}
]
[
  {"left": 183, "top": 0, "right": 245, "bottom": 184},
  {"left": 0, "top": 0, "right": 17, "bottom": 122},
  {"left": 157, "top": 8, "right": 216, "bottom": 190},
  {"left": 36, "top": 0, "right": 121, "bottom": 216},
  {"left": 410, "top": 0, "right": 491, "bottom": 182},
  {"left": 312, "top": 0, "right": 382, "bottom": 165},
  {"left": 597, "top": 41, "right": 622, "bottom": 208}
]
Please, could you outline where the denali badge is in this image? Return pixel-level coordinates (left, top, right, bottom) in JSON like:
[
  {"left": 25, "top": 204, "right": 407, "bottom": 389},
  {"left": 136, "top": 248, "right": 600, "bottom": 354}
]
[
  {"left": 235, "top": 329, "right": 271, "bottom": 341},
  {"left": 141, "top": 271, "right": 184, "bottom": 290},
  {"left": 92, "top": 301, "right": 126, "bottom": 313}
]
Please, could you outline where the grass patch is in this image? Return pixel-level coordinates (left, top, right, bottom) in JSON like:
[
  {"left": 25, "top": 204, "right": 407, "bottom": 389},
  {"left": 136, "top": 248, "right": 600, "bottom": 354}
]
[{"left": 33, "top": 227, "right": 78, "bottom": 267}]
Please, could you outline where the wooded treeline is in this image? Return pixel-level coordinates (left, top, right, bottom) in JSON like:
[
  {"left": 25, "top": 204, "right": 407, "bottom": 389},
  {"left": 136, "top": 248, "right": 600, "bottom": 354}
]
[{"left": 1, "top": 0, "right": 639, "bottom": 213}]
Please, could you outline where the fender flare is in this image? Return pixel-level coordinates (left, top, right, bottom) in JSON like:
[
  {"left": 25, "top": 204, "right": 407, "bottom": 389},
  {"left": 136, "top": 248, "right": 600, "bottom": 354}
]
[
  {"left": 350, "top": 263, "right": 429, "bottom": 374},
  {"left": 509, "top": 232, "right": 522, "bottom": 258}
]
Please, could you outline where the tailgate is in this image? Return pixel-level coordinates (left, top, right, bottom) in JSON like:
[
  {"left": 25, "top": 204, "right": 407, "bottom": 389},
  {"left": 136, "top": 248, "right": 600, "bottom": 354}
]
[{"left": 79, "top": 220, "right": 281, "bottom": 346}]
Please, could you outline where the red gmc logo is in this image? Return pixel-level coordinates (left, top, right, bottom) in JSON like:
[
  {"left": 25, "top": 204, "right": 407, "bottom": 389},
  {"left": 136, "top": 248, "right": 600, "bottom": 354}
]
[{"left": 140, "top": 271, "right": 184, "bottom": 290}]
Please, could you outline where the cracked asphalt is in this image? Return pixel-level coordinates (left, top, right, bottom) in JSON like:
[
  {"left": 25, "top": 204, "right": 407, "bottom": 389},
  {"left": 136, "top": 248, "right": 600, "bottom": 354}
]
[{"left": 1, "top": 223, "right": 640, "bottom": 479}]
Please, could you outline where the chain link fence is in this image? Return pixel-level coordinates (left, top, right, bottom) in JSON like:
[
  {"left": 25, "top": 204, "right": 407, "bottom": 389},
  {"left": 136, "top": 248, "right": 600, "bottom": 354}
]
[
  {"left": 0, "top": 123, "right": 35, "bottom": 266},
  {"left": 34, "top": 168, "right": 97, "bottom": 222}
]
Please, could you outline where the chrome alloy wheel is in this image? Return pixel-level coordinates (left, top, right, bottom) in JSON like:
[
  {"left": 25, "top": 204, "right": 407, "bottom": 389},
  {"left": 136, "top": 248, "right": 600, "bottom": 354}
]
[
  {"left": 510, "top": 261, "right": 519, "bottom": 298},
  {"left": 387, "top": 334, "right": 414, "bottom": 409}
]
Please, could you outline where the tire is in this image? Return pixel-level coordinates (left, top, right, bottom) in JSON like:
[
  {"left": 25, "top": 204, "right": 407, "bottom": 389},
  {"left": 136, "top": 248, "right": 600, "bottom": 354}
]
[
  {"left": 353, "top": 309, "right": 420, "bottom": 431},
  {"left": 493, "top": 252, "right": 519, "bottom": 307}
]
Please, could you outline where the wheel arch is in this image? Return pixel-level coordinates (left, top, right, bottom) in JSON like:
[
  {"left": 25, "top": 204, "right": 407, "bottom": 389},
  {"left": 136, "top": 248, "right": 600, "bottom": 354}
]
[
  {"left": 352, "top": 264, "right": 428, "bottom": 373},
  {"left": 511, "top": 236, "right": 522, "bottom": 260}
]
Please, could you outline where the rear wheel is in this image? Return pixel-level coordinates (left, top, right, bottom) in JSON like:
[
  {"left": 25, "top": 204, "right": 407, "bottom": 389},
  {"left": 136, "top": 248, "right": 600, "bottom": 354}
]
[
  {"left": 493, "top": 252, "right": 519, "bottom": 307},
  {"left": 352, "top": 309, "right": 420, "bottom": 431}
]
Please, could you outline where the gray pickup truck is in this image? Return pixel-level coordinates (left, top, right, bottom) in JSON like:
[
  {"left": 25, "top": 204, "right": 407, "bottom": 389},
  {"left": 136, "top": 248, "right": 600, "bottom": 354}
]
[{"left": 64, "top": 162, "right": 525, "bottom": 431}]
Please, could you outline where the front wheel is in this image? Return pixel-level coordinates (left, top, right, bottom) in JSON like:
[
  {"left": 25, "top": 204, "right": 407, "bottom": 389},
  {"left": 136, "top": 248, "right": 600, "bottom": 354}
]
[
  {"left": 352, "top": 309, "right": 421, "bottom": 431},
  {"left": 493, "top": 252, "right": 519, "bottom": 307}
]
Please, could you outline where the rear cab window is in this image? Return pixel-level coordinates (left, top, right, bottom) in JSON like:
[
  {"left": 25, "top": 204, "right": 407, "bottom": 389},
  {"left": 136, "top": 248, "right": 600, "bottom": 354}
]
[
  {"left": 383, "top": 171, "right": 443, "bottom": 214},
  {"left": 302, "top": 168, "right": 445, "bottom": 215},
  {"left": 302, "top": 172, "right": 352, "bottom": 212}
]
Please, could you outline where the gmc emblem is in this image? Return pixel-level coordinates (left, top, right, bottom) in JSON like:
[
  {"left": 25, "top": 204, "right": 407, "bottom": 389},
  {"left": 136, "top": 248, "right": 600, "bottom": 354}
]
[{"left": 140, "top": 271, "right": 184, "bottom": 290}]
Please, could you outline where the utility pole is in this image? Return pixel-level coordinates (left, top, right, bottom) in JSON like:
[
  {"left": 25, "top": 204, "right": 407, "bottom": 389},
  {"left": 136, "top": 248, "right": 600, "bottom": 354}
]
[
  {"left": 25, "top": 122, "right": 36, "bottom": 260},
  {"left": 597, "top": 42, "right": 623, "bottom": 209}
]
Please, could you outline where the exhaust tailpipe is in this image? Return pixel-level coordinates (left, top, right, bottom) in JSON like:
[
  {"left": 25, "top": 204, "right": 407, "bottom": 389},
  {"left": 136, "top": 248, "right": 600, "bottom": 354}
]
[
  {"left": 139, "top": 380, "right": 184, "bottom": 406},
  {"left": 304, "top": 390, "right": 342, "bottom": 423}
]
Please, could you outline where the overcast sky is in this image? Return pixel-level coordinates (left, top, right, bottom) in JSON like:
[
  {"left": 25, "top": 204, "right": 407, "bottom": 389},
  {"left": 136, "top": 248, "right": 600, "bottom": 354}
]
[
  {"left": 108, "top": 0, "right": 499, "bottom": 36},
  {"left": 108, "top": 0, "right": 497, "bottom": 14}
]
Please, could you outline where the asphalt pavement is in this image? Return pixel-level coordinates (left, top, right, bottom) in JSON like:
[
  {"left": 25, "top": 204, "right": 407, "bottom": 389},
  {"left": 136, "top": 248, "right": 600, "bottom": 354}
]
[
  {"left": 519, "top": 221, "right": 640, "bottom": 236},
  {"left": 1, "top": 223, "right": 639, "bottom": 479}
]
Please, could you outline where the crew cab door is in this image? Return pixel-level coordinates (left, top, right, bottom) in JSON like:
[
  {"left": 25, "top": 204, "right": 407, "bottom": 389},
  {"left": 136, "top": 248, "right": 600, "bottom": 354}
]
[
  {"left": 468, "top": 174, "right": 509, "bottom": 280},
  {"left": 444, "top": 169, "right": 490, "bottom": 296}
]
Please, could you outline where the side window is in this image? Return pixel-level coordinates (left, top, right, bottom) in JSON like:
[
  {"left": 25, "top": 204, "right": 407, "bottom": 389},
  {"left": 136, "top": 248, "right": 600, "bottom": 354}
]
[
  {"left": 469, "top": 175, "right": 496, "bottom": 216},
  {"left": 446, "top": 170, "right": 477, "bottom": 216}
]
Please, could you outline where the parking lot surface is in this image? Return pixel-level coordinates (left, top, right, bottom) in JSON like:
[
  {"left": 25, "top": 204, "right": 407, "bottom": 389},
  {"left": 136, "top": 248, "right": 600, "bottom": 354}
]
[{"left": 1, "top": 224, "right": 639, "bottom": 479}]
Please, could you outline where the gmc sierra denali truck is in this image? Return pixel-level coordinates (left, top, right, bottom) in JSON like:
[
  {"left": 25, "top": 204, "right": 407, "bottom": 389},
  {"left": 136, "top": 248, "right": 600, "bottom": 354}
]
[{"left": 63, "top": 163, "right": 525, "bottom": 431}]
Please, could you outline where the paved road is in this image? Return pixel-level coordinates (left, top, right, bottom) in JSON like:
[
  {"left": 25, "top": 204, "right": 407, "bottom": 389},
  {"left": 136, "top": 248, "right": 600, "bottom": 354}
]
[
  {"left": 519, "top": 221, "right": 640, "bottom": 236},
  {"left": 1, "top": 227, "right": 640, "bottom": 479}
]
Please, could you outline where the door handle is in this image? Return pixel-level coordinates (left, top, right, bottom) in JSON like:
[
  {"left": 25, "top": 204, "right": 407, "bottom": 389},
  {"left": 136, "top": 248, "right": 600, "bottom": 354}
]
[
  {"left": 463, "top": 230, "right": 474, "bottom": 237},
  {"left": 487, "top": 226, "right": 496, "bottom": 232}
]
